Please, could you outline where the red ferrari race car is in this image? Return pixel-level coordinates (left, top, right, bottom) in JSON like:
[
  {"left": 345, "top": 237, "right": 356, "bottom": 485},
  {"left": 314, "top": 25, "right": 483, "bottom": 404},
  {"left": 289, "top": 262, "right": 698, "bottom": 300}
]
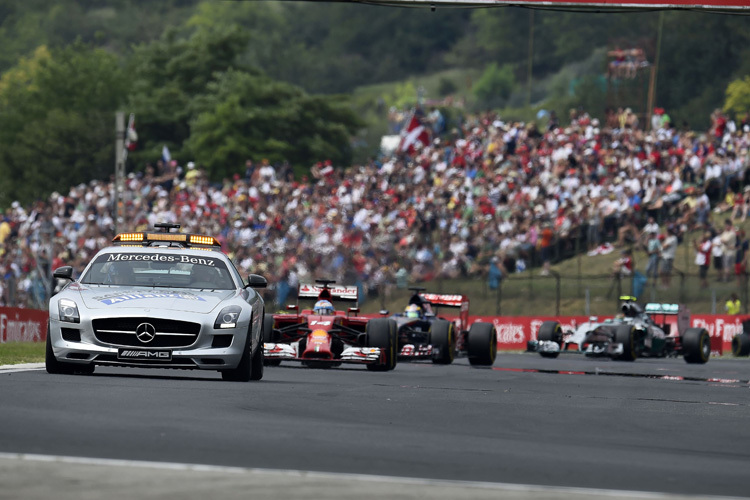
[
  {"left": 263, "top": 280, "right": 398, "bottom": 371},
  {"left": 388, "top": 288, "right": 497, "bottom": 366}
]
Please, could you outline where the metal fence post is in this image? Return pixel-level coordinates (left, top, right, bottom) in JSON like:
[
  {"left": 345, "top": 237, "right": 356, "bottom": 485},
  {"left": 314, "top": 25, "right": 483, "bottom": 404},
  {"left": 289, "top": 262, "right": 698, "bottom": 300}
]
[
  {"left": 553, "top": 271, "right": 561, "bottom": 316},
  {"left": 616, "top": 275, "right": 622, "bottom": 305},
  {"left": 496, "top": 279, "right": 502, "bottom": 316}
]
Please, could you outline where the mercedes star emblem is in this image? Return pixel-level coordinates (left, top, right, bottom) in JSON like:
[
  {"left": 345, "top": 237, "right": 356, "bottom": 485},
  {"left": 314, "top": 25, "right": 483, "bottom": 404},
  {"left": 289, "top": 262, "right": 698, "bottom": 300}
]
[{"left": 135, "top": 322, "right": 157, "bottom": 343}]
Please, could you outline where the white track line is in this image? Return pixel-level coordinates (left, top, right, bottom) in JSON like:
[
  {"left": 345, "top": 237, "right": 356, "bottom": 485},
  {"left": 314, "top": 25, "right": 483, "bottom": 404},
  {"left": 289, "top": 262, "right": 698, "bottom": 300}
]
[
  {"left": 0, "top": 363, "right": 44, "bottom": 373},
  {"left": 0, "top": 452, "right": 742, "bottom": 499}
]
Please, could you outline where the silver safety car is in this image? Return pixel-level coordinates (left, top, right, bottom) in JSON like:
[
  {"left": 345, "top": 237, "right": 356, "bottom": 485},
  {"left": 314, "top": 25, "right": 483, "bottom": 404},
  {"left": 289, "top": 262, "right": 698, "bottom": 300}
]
[{"left": 46, "top": 223, "right": 268, "bottom": 381}]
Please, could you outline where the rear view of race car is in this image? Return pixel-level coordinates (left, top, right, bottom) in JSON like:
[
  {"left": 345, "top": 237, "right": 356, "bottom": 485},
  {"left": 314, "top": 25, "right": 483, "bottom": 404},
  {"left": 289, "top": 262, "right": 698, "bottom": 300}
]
[
  {"left": 390, "top": 288, "right": 497, "bottom": 366},
  {"left": 528, "top": 297, "right": 710, "bottom": 364},
  {"left": 263, "top": 280, "right": 398, "bottom": 371}
]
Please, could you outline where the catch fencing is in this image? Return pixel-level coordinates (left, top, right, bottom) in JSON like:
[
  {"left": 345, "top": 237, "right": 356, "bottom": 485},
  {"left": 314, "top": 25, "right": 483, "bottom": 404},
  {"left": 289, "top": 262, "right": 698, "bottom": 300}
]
[{"left": 372, "top": 269, "right": 750, "bottom": 317}]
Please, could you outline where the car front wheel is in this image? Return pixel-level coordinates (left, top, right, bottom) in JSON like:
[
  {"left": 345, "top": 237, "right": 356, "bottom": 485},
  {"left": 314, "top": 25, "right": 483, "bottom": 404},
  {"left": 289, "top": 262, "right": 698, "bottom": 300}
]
[
  {"left": 430, "top": 320, "right": 455, "bottom": 365},
  {"left": 467, "top": 322, "right": 497, "bottom": 366},
  {"left": 683, "top": 328, "right": 710, "bottom": 364}
]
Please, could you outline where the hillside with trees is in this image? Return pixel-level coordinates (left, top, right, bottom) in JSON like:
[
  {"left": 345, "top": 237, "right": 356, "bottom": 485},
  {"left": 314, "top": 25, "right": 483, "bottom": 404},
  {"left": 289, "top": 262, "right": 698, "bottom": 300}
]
[{"left": 0, "top": 1, "right": 748, "bottom": 206}]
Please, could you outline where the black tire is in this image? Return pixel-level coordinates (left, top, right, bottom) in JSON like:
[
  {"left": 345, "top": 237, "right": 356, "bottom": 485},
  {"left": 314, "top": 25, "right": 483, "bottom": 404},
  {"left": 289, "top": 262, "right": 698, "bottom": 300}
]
[
  {"left": 683, "top": 327, "right": 711, "bottom": 364},
  {"left": 615, "top": 324, "right": 637, "bottom": 361},
  {"left": 366, "top": 318, "right": 397, "bottom": 371},
  {"left": 221, "top": 321, "right": 256, "bottom": 382},
  {"left": 262, "top": 313, "right": 282, "bottom": 366},
  {"left": 467, "top": 322, "right": 497, "bottom": 366},
  {"left": 45, "top": 321, "right": 74, "bottom": 375},
  {"left": 537, "top": 321, "right": 562, "bottom": 359},
  {"left": 263, "top": 314, "right": 277, "bottom": 343},
  {"left": 430, "top": 320, "right": 456, "bottom": 365},
  {"left": 731, "top": 333, "right": 750, "bottom": 357},
  {"left": 248, "top": 313, "right": 265, "bottom": 380}
]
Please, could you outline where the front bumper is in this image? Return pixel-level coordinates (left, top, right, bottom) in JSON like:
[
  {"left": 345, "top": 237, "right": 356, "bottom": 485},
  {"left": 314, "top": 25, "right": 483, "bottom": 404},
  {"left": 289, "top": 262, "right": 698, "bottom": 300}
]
[{"left": 49, "top": 314, "right": 249, "bottom": 370}]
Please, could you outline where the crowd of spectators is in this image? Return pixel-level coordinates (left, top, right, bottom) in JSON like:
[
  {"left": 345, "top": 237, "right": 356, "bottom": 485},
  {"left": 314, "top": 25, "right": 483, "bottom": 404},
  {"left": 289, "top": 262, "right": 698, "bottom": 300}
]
[{"left": 1, "top": 105, "right": 749, "bottom": 309}]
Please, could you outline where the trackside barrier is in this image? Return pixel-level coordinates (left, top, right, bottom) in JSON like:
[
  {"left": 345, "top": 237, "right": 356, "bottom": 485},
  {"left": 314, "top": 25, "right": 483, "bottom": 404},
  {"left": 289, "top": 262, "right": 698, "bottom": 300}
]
[
  {"left": 4, "top": 307, "right": 746, "bottom": 355},
  {"left": 0, "top": 307, "right": 48, "bottom": 343}
]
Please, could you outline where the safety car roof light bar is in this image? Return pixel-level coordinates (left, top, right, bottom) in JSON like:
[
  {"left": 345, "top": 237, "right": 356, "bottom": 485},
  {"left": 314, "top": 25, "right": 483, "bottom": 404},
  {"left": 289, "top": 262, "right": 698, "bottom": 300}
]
[{"left": 112, "top": 225, "right": 221, "bottom": 249}]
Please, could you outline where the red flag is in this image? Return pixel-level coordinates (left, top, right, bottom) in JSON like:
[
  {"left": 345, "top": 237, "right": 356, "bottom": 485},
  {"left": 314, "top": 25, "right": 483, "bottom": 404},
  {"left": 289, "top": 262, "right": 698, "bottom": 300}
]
[
  {"left": 125, "top": 113, "right": 137, "bottom": 152},
  {"left": 399, "top": 112, "right": 430, "bottom": 155}
]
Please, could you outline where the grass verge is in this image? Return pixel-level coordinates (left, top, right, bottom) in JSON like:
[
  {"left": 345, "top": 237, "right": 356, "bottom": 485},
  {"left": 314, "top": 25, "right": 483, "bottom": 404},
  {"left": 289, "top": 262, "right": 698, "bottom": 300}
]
[{"left": 0, "top": 342, "right": 45, "bottom": 365}]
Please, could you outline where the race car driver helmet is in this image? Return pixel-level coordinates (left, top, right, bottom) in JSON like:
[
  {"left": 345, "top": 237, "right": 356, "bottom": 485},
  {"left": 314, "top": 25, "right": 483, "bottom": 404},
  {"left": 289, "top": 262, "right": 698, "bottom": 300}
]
[
  {"left": 313, "top": 300, "right": 334, "bottom": 315},
  {"left": 405, "top": 304, "right": 422, "bottom": 318}
]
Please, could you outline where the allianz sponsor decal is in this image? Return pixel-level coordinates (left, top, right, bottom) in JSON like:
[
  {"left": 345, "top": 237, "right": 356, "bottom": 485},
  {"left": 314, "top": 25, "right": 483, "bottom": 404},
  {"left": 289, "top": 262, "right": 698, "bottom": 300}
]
[
  {"left": 0, "top": 313, "right": 42, "bottom": 342},
  {"left": 95, "top": 291, "right": 207, "bottom": 305}
]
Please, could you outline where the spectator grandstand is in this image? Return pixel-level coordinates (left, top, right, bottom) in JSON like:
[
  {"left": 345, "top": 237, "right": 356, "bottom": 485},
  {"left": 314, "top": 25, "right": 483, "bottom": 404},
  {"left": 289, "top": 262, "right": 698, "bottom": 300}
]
[{"left": 0, "top": 107, "right": 748, "bottom": 310}]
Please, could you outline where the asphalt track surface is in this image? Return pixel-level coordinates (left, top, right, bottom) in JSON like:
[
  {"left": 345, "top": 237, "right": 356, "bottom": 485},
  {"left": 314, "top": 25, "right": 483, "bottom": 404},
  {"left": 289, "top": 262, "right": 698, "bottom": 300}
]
[{"left": 1, "top": 353, "right": 749, "bottom": 500}]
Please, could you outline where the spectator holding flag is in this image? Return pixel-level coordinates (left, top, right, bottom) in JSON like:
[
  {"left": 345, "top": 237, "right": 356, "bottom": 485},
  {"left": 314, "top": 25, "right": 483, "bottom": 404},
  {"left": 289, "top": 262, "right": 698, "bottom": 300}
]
[{"left": 399, "top": 109, "right": 430, "bottom": 155}]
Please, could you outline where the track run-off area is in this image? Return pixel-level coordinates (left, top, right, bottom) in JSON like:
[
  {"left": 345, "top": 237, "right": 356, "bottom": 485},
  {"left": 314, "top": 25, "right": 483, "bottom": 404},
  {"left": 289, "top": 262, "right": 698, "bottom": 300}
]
[{"left": 1, "top": 353, "right": 748, "bottom": 500}]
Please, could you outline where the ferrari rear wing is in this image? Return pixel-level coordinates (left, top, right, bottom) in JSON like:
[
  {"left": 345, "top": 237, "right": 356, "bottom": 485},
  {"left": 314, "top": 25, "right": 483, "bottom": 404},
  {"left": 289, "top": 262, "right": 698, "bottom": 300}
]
[{"left": 298, "top": 283, "right": 359, "bottom": 302}]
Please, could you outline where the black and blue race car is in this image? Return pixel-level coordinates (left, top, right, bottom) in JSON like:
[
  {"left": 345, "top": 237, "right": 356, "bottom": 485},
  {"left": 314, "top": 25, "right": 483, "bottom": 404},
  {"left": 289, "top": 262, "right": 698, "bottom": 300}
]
[{"left": 386, "top": 288, "right": 497, "bottom": 366}]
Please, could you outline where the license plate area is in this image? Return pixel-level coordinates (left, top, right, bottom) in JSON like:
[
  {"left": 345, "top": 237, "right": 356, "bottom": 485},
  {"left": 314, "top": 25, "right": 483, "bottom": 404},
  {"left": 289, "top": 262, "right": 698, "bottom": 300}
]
[{"left": 117, "top": 348, "right": 173, "bottom": 361}]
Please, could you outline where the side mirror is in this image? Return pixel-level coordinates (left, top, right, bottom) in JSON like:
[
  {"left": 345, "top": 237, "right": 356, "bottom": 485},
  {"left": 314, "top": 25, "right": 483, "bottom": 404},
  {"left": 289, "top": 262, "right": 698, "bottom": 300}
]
[
  {"left": 379, "top": 309, "right": 389, "bottom": 316},
  {"left": 53, "top": 266, "right": 74, "bottom": 281},
  {"left": 246, "top": 274, "right": 267, "bottom": 289},
  {"left": 287, "top": 304, "right": 298, "bottom": 311},
  {"left": 348, "top": 307, "right": 360, "bottom": 315}
]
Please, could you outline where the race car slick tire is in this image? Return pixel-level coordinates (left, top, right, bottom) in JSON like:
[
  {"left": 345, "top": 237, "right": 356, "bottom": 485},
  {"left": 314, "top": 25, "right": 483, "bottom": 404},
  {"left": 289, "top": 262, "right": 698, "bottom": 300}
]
[
  {"left": 615, "top": 325, "right": 637, "bottom": 361},
  {"left": 45, "top": 321, "right": 76, "bottom": 375},
  {"left": 366, "top": 318, "right": 397, "bottom": 371},
  {"left": 731, "top": 333, "right": 750, "bottom": 357},
  {"left": 263, "top": 314, "right": 277, "bottom": 343},
  {"left": 430, "top": 320, "right": 455, "bottom": 365},
  {"left": 249, "top": 315, "right": 264, "bottom": 381},
  {"left": 467, "top": 322, "right": 497, "bottom": 366},
  {"left": 683, "top": 327, "right": 710, "bottom": 364},
  {"left": 537, "top": 321, "right": 562, "bottom": 359},
  {"left": 263, "top": 313, "right": 281, "bottom": 366},
  {"left": 221, "top": 326, "right": 257, "bottom": 382}
]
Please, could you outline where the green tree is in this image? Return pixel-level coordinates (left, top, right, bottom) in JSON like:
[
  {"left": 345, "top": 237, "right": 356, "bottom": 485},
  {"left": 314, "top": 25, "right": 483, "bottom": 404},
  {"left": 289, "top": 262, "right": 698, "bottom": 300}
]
[
  {"left": 473, "top": 62, "right": 515, "bottom": 108},
  {"left": 186, "top": 70, "right": 361, "bottom": 179},
  {"left": 0, "top": 42, "right": 125, "bottom": 207},
  {"left": 724, "top": 76, "right": 750, "bottom": 117},
  {"left": 127, "top": 25, "right": 253, "bottom": 166}
]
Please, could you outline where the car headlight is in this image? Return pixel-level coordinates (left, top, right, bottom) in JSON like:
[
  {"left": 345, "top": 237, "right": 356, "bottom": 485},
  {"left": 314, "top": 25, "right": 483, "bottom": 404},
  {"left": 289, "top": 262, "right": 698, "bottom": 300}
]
[
  {"left": 58, "top": 298, "right": 80, "bottom": 323},
  {"left": 215, "top": 306, "right": 242, "bottom": 329}
]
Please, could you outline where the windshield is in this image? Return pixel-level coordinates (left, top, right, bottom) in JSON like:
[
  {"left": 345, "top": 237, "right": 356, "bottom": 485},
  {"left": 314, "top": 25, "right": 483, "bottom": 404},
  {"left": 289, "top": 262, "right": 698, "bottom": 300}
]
[{"left": 80, "top": 252, "right": 235, "bottom": 290}]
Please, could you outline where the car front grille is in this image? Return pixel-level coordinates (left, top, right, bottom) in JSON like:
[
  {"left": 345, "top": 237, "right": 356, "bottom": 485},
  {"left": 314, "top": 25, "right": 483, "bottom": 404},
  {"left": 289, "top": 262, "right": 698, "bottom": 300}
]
[{"left": 92, "top": 317, "right": 201, "bottom": 348}]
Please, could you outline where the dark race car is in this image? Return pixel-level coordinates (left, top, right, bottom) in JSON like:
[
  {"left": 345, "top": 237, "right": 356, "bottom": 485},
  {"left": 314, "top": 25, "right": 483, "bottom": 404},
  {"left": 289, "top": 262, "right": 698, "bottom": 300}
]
[
  {"left": 387, "top": 288, "right": 497, "bottom": 366},
  {"left": 527, "top": 296, "right": 711, "bottom": 363},
  {"left": 263, "top": 279, "right": 397, "bottom": 371}
]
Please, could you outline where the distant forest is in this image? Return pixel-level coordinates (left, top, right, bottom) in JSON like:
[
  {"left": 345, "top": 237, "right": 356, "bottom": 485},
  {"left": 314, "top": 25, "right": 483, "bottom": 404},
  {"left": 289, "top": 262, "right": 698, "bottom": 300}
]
[
  {"left": 0, "top": 1, "right": 748, "bottom": 205},
  {"left": 3, "top": 2, "right": 749, "bottom": 115}
]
